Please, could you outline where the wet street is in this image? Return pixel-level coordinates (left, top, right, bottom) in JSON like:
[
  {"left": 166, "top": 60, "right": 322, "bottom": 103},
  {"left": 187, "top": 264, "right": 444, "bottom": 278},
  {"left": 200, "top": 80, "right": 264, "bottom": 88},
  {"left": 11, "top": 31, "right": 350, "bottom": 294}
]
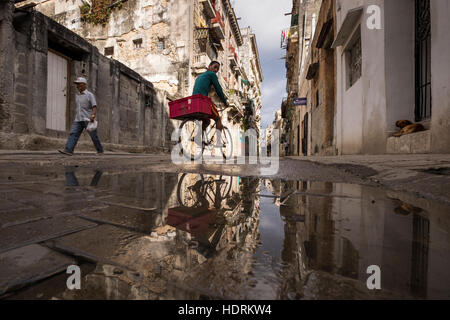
[{"left": 1, "top": 155, "right": 450, "bottom": 300}]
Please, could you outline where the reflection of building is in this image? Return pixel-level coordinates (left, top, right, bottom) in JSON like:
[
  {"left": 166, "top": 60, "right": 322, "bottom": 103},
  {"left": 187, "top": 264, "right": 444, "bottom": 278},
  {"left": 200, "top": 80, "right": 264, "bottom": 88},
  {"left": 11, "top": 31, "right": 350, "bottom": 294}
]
[
  {"left": 169, "top": 174, "right": 261, "bottom": 266},
  {"left": 278, "top": 179, "right": 450, "bottom": 299}
]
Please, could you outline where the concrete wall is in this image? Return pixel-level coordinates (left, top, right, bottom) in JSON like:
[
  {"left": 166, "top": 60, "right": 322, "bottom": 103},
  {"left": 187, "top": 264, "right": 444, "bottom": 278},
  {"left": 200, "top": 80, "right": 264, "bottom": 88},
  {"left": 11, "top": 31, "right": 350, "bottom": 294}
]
[
  {"left": 430, "top": 0, "right": 450, "bottom": 153},
  {"left": 384, "top": 0, "right": 415, "bottom": 134},
  {"left": 335, "top": 0, "right": 387, "bottom": 155},
  {"left": 0, "top": 7, "right": 174, "bottom": 152},
  {"left": 0, "top": 0, "right": 20, "bottom": 134},
  {"left": 336, "top": 0, "right": 450, "bottom": 155}
]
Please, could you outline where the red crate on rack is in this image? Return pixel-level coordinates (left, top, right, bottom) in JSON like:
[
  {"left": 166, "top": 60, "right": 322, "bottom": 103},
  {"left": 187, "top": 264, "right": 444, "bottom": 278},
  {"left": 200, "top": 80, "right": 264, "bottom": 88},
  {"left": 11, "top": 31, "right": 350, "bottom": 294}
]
[
  {"left": 169, "top": 94, "right": 217, "bottom": 120},
  {"left": 167, "top": 206, "right": 216, "bottom": 236}
]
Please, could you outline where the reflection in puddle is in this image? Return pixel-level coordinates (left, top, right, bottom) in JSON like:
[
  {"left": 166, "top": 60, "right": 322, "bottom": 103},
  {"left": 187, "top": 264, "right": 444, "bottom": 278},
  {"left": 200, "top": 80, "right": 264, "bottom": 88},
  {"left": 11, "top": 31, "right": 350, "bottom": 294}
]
[
  {"left": 65, "top": 167, "right": 103, "bottom": 187},
  {"left": 4, "top": 170, "right": 450, "bottom": 300}
]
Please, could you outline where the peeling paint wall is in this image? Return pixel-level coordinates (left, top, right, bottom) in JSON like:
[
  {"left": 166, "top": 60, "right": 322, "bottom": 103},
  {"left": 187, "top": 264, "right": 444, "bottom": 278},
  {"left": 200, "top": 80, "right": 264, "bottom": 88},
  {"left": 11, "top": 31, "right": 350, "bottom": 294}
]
[
  {"left": 1, "top": 7, "right": 174, "bottom": 151},
  {"left": 23, "top": 0, "right": 191, "bottom": 97}
]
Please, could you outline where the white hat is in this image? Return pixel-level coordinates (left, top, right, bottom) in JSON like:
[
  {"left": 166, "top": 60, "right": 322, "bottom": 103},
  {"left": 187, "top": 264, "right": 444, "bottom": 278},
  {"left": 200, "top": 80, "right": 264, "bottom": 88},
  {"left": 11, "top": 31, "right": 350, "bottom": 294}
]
[{"left": 74, "top": 77, "right": 87, "bottom": 84}]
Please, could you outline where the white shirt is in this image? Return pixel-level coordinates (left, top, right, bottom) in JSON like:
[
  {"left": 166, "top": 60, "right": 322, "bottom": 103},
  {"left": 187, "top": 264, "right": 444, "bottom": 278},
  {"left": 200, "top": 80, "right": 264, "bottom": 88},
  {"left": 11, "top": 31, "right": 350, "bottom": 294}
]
[{"left": 75, "top": 89, "right": 97, "bottom": 122}]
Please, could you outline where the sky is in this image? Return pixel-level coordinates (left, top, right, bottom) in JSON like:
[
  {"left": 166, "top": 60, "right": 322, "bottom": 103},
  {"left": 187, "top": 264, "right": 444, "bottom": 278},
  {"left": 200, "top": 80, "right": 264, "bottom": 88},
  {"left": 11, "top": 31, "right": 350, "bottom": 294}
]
[{"left": 233, "top": 0, "right": 292, "bottom": 129}]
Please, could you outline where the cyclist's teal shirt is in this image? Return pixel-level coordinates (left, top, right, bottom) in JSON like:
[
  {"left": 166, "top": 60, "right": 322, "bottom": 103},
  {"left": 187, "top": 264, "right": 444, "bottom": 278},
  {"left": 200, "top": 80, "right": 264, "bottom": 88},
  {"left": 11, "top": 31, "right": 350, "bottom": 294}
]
[{"left": 192, "top": 70, "right": 228, "bottom": 105}]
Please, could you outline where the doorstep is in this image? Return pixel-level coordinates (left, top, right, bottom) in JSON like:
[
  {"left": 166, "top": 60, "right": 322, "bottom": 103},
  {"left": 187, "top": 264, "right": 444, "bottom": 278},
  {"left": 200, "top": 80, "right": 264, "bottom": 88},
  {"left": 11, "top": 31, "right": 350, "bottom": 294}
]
[{"left": 386, "top": 130, "right": 431, "bottom": 154}]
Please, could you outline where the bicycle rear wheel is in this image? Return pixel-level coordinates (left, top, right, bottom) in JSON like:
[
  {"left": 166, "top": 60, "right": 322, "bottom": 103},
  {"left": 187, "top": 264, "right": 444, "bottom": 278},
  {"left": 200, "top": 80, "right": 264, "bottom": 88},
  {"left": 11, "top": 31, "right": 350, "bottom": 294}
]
[{"left": 178, "top": 119, "right": 204, "bottom": 161}]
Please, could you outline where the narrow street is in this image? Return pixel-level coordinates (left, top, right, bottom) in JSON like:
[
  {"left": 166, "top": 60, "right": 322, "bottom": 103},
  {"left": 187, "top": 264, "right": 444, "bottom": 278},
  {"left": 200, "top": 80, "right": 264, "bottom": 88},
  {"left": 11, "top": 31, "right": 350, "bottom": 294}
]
[
  {"left": 1, "top": 152, "right": 449, "bottom": 299},
  {"left": 2, "top": 0, "right": 450, "bottom": 306}
]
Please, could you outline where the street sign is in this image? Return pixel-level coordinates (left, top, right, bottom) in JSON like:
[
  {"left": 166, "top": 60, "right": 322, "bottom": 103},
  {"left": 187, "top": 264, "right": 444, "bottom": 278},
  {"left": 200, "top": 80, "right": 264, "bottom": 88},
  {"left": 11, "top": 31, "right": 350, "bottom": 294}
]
[{"left": 293, "top": 97, "right": 307, "bottom": 106}]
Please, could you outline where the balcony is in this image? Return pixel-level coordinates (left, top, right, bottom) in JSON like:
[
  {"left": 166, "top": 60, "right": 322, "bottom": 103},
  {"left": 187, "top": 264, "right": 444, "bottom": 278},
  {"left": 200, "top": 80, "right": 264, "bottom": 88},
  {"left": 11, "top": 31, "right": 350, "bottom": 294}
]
[
  {"left": 199, "top": 0, "right": 216, "bottom": 19},
  {"left": 228, "top": 52, "right": 238, "bottom": 68},
  {"left": 195, "top": 27, "right": 223, "bottom": 52},
  {"left": 211, "top": 12, "right": 225, "bottom": 40},
  {"left": 192, "top": 53, "right": 211, "bottom": 75},
  {"left": 228, "top": 92, "right": 244, "bottom": 117},
  {"left": 228, "top": 44, "right": 240, "bottom": 72}
]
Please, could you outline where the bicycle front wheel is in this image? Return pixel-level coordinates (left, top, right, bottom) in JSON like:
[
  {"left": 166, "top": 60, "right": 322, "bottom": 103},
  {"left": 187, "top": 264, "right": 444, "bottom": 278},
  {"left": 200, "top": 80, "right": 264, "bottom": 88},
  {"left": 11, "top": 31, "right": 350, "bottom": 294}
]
[
  {"left": 178, "top": 119, "right": 204, "bottom": 161},
  {"left": 205, "top": 126, "right": 234, "bottom": 160}
]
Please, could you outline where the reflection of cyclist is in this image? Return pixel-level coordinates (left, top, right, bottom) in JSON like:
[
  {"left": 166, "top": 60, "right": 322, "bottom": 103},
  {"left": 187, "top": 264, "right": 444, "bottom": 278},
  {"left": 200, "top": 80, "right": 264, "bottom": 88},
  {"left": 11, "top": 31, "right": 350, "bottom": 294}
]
[
  {"left": 192, "top": 179, "right": 210, "bottom": 209},
  {"left": 192, "top": 61, "right": 228, "bottom": 132}
]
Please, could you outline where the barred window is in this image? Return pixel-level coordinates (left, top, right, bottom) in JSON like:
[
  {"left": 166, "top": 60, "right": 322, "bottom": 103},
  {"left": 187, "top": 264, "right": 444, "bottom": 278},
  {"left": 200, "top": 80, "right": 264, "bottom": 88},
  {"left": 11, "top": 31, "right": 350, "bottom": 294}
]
[
  {"left": 133, "top": 38, "right": 143, "bottom": 49},
  {"left": 345, "top": 28, "right": 362, "bottom": 89},
  {"left": 157, "top": 38, "right": 165, "bottom": 50},
  {"left": 104, "top": 46, "right": 114, "bottom": 56}
]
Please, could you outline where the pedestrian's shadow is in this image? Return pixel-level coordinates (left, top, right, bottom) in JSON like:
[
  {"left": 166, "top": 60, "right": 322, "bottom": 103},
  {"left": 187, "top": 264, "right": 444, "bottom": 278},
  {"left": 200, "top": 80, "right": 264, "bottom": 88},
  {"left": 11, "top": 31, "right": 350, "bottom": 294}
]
[{"left": 65, "top": 166, "right": 103, "bottom": 187}]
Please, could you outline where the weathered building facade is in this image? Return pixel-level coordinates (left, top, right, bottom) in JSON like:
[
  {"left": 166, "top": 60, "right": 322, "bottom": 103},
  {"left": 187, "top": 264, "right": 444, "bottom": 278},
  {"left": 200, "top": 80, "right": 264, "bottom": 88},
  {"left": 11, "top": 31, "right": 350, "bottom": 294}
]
[
  {"left": 282, "top": 0, "right": 450, "bottom": 156},
  {"left": 282, "top": 0, "right": 322, "bottom": 156},
  {"left": 306, "top": 0, "right": 336, "bottom": 156},
  {"left": 333, "top": 0, "right": 450, "bottom": 154},
  {"left": 0, "top": 1, "right": 173, "bottom": 152},
  {"left": 239, "top": 27, "right": 263, "bottom": 138},
  {"left": 19, "top": 0, "right": 264, "bottom": 156}
]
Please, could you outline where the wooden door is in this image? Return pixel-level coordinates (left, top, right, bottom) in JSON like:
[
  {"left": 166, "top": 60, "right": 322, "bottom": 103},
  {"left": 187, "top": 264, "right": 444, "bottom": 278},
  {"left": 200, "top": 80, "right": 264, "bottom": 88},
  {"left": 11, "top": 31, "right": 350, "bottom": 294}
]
[{"left": 46, "top": 50, "right": 69, "bottom": 131}]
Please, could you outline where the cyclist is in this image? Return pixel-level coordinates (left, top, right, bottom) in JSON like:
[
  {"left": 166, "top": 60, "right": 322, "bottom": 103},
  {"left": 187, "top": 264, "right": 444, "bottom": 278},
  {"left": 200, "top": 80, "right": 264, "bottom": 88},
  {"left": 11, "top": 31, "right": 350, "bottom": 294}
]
[{"left": 192, "top": 61, "right": 228, "bottom": 132}]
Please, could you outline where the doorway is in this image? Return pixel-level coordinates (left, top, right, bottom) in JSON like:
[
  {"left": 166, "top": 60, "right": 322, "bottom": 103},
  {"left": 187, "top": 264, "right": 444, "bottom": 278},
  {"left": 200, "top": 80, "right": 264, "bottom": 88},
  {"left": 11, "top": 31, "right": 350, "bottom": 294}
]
[
  {"left": 46, "top": 49, "right": 69, "bottom": 131},
  {"left": 302, "top": 113, "right": 309, "bottom": 156}
]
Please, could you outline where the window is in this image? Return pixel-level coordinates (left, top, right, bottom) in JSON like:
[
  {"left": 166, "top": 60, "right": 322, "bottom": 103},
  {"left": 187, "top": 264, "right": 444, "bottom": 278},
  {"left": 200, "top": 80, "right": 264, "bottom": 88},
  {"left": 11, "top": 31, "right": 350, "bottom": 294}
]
[
  {"left": 316, "top": 90, "right": 320, "bottom": 108},
  {"left": 157, "top": 38, "right": 165, "bottom": 50},
  {"left": 133, "top": 38, "right": 143, "bottom": 49},
  {"left": 345, "top": 27, "right": 362, "bottom": 89},
  {"left": 415, "top": 0, "right": 432, "bottom": 121},
  {"left": 104, "top": 46, "right": 114, "bottom": 56}
]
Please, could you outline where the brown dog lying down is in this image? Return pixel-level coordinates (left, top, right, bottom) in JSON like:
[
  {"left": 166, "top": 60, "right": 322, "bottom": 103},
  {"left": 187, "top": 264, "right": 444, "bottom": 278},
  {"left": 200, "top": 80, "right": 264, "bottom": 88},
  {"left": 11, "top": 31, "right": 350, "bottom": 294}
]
[{"left": 393, "top": 120, "right": 425, "bottom": 137}]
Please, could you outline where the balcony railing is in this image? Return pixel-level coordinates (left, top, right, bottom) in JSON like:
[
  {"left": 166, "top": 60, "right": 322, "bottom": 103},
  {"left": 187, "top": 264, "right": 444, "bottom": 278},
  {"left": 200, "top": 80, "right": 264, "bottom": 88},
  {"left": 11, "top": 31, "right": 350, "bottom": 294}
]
[
  {"left": 199, "top": 0, "right": 216, "bottom": 19},
  {"left": 211, "top": 11, "right": 225, "bottom": 40},
  {"left": 193, "top": 53, "right": 211, "bottom": 69},
  {"left": 228, "top": 53, "right": 238, "bottom": 68}
]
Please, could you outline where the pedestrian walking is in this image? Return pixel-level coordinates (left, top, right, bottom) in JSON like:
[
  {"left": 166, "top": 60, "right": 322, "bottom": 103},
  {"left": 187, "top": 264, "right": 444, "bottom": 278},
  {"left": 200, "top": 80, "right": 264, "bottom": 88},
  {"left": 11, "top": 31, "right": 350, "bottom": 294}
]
[{"left": 58, "top": 77, "right": 104, "bottom": 156}]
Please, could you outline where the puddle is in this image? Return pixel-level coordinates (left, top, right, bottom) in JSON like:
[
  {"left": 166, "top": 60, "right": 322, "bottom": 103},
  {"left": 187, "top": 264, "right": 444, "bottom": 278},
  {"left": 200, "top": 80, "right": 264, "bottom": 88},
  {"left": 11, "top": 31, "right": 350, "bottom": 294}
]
[
  {"left": 1, "top": 169, "right": 450, "bottom": 300},
  {"left": 422, "top": 167, "right": 450, "bottom": 176}
]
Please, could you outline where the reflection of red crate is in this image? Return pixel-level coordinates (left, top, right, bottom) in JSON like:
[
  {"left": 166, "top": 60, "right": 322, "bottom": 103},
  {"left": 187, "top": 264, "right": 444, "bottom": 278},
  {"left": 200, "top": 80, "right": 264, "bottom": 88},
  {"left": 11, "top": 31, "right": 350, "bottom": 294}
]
[
  {"left": 168, "top": 206, "right": 216, "bottom": 236},
  {"left": 169, "top": 95, "right": 217, "bottom": 120}
]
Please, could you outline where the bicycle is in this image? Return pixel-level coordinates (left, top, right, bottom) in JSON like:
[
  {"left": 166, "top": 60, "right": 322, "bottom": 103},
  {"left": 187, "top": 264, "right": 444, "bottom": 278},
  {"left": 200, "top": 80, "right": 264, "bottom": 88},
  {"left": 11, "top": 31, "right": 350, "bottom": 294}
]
[
  {"left": 176, "top": 173, "right": 234, "bottom": 209},
  {"left": 177, "top": 103, "right": 233, "bottom": 161}
]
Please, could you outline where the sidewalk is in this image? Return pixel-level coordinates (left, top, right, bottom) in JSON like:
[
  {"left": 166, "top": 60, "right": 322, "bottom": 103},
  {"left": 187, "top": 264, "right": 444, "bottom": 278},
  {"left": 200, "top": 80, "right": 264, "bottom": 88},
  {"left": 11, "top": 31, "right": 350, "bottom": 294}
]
[
  {"left": 287, "top": 154, "right": 450, "bottom": 206},
  {"left": 287, "top": 154, "right": 450, "bottom": 177}
]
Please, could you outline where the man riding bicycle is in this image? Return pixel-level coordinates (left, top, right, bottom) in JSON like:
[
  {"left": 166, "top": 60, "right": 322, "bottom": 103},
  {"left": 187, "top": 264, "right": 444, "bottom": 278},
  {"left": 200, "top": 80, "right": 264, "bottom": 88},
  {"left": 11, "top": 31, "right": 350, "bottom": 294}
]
[{"left": 192, "top": 61, "right": 228, "bottom": 132}]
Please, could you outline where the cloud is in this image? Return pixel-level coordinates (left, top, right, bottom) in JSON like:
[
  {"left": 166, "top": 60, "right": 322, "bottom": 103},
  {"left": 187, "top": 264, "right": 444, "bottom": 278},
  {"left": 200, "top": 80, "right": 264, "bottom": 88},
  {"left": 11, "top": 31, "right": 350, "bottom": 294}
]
[
  {"left": 234, "top": 0, "right": 292, "bottom": 128},
  {"left": 234, "top": 0, "right": 292, "bottom": 53}
]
